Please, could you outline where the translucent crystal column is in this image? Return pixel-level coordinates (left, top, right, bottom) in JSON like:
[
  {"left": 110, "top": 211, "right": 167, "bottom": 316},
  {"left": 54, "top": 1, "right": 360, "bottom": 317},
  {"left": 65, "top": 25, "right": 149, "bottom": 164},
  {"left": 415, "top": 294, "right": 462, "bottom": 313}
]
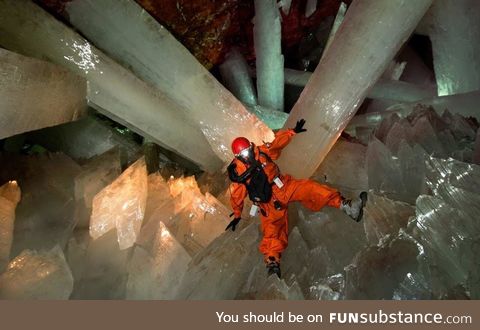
[
  {"left": 285, "top": 69, "right": 434, "bottom": 102},
  {"left": 219, "top": 48, "right": 257, "bottom": 107},
  {"left": 0, "top": 0, "right": 222, "bottom": 172},
  {"left": 62, "top": 0, "right": 273, "bottom": 163},
  {"left": 0, "top": 49, "right": 87, "bottom": 139},
  {"left": 279, "top": 0, "right": 292, "bottom": 15},
  {"left": 27, "top": 115, "right": 142, "bottom": 164},
  {"left": 323, "top": 2, "right": 347, "bottom": 54},
  {"left": 428, "top": 0, "right": 480, "bottom": 96},
  {"left": 398, "top": 46, "right": 436, "bottom": 88},
  {"left": 278, "top": 0, "right": 434, "bottom": 178},
  {"left": 368, "top": 79, "right": 435, "bottom": 102},
  {"left": 305, "top": 0, "right": 317, "bottom": 18},
  {"left": 253, "top": 0, "right": 284, "bottom": 111}
]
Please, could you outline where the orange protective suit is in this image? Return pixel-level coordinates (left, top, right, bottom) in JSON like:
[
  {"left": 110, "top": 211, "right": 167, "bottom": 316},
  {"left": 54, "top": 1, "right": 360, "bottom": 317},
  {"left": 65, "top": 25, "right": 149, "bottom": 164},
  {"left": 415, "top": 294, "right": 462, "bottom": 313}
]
[{"left": 229, "top": 129, "right": 343, "bottom": 264}]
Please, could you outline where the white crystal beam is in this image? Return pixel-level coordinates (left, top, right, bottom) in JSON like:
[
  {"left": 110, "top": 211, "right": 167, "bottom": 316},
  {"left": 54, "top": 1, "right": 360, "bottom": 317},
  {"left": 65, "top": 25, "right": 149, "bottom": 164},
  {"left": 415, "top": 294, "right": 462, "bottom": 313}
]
[
  {"left": 285, "top": 69, "right": 434, "bottom": 102},
  {"left": 305, "top": 0, "right": 317, "bottom": 18},
  {"left": 219, "top": 48, "right": 257, "bottom": 107},
  {"left": 427, "top": 0, "right": 480, "bottom": 96},
  {"left": 277, "top": 0, "right": 434, "bottom": 178},
  {"left": 62, "top": 0, "right": 273, "bottom": 163},
  {"left": 254, "top": 0, "right": 284, "bottom": 111},
  {"left": 0, "top": 49, "right": 87, "bottom": 139},
  {"left": 368, "top": 79, "right": 435, "bottom": 102},
  {"left": 0, "top": 0, "right": 222, "bottom": 172},
  {"left": 323, "top": 2, "right": 347, "bottom": 54}
]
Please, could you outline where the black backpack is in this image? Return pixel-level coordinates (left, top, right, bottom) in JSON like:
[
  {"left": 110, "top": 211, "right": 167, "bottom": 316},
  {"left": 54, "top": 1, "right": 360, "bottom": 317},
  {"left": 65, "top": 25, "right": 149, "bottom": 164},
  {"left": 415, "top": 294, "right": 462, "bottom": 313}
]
[{"left": 227, "top": 152, "right": 273, "bottom": 203}]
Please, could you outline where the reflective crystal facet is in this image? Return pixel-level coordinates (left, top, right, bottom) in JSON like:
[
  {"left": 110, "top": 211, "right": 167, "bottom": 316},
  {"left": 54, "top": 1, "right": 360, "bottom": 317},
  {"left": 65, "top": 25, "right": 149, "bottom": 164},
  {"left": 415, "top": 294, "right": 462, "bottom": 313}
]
[
  {"left": 90, "top": 157, "right": 148, "bottom": 249},
  {"left": 0, "top": 246, "right": 73, "bottom": 300},
  {"left": 0, "top": 48, "right": 87, "bottom": 139}
]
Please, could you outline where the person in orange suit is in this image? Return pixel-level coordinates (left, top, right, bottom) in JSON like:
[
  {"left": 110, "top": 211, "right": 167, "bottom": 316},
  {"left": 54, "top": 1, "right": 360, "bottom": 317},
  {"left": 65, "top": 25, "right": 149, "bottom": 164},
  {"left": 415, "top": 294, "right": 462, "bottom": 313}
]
[{"left": 226, "top": 119, "right": 367, "bottom": 278}]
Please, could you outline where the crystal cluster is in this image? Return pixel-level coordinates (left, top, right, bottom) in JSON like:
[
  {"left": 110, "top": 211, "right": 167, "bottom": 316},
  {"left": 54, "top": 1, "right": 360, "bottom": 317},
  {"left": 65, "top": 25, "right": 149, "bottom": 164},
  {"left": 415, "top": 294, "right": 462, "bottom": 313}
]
[
  {"left": 155, "top": 176, "right": 232, "bottom": 256},
  {"left": 0, "top": 153, "right": 82, "bottom": 256},
  {"left": 365, "top": 105, "right": 478, "bottom": 203},
  {"left": 348, "top": 90, "right": 480, "bottom": 133},
  {"left": 70, "top": 229, "right": 130, "bottom": 299},
  {"left": 175, "top": 221, "right": 261, "bottom": 299},
  {"left": 0, "top": 246, "right": 73, "bottom": 299},
  {"left": 0, "top": 0, "right": 223, "bottom": 172},
  {"left": 126, "top": 222, "right": 191, "bottom": 299}
]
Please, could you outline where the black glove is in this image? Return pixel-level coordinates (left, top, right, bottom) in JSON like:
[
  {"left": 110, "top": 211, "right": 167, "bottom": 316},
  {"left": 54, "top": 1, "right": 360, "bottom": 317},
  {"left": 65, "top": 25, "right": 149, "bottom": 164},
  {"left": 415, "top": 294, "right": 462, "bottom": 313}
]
[
  {"left": 225, "top": 217, "right": 241, "bottom": 231},
  {"left": 293, "top": 119, "right": 307, "bottom": 133}
]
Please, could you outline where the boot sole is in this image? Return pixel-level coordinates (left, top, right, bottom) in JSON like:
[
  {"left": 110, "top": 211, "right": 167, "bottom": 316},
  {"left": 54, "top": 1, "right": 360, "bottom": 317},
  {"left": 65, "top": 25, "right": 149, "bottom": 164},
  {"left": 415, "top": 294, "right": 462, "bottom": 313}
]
[{"left": 355, "top": 191, "right": 368, "bottom": 222}]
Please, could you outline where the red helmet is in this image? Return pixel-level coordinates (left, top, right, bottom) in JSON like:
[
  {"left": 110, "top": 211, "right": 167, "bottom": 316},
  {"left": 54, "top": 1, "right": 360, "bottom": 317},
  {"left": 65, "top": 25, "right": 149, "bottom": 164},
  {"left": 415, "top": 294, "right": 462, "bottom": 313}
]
[{"left": 231, "top": 137, "right": 251, "bottom": 156}]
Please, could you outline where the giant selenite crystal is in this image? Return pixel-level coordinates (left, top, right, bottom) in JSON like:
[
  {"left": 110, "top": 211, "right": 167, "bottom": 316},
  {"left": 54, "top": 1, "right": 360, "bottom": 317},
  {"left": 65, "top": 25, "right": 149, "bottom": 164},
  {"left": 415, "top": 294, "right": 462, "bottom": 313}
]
[
  {"left": 363, "top": 193, "right": 415, "bottom": 246},
  {"left": 253, "top": 0, "right": 284, "bottom": 111},
  {"left": 247, "top": 105, "right": 288, "bottom": 130},
  {"left": 0, "top": 246, "right": 73, "bottom": 300},
  {"left": 90, "top": 157, "right": 148, "bottom": 249},
  {"left": 296, "top": 207, "right": 367, "bottom": 275},
  {"left": 26, "top": 115, "right": 142, "bottom": 164},
  {"left": 312, "top": 139, "right": 368, "bottom": 192},
  {"left": 61, "top": 0, "right": 274, "bottom": 164},
  {"left": 74, "top": 148, "right": 122, "bottom": 228},
  {"left": 284, "top": 69, "right": 434, "bottom": 103},
  {"left": 2, "top": 153, "right": 82, "bottom": 256},
  {"left": 0, "top": 181, "right": 21, "bottom": 272},
  {"left": 426, "top": 0, "right": 480, "bottom": 96},
  {"left": 409, "top": 157, "right": 480, "bottom": 298},
  {"left": 277, "top": 0, "right": 434, "bottom": 178},
  {"left": 0, "top": 49, "right": 87, "bottom": 140},
  {"left": 0, "top": 0, "right": 222, "bottom": 172},
  {"left": 145, "top": 176, "right": 231, "bottom": 256},
  {"left": 219, "top": 48, "right": 257, "bottom": 107},
  {"left": 344, "top": 233, "right": 421, "bottom": 299},
  {"left": 71, "top": 229, "right": 130, "bottom": 299},
  {"left": 323, "top": 2, "right": 347, "bottom": 54},
  {"left": 126, "top": 222, "right": 191, "bottom": 299},
  {"left": 175, "top": 222, "right": 261, "bottom": 299}
]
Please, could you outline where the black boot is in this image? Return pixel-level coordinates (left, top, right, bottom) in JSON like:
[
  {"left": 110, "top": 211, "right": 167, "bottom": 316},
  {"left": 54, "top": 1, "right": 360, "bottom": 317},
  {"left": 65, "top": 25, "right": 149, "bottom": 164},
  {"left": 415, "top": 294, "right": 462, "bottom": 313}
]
[
  {"left": 340, "top": 191, "right": 368, "bottom": 222},
  {"left": 266, "top": 257, "right": 281, "bottom": 278}
]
